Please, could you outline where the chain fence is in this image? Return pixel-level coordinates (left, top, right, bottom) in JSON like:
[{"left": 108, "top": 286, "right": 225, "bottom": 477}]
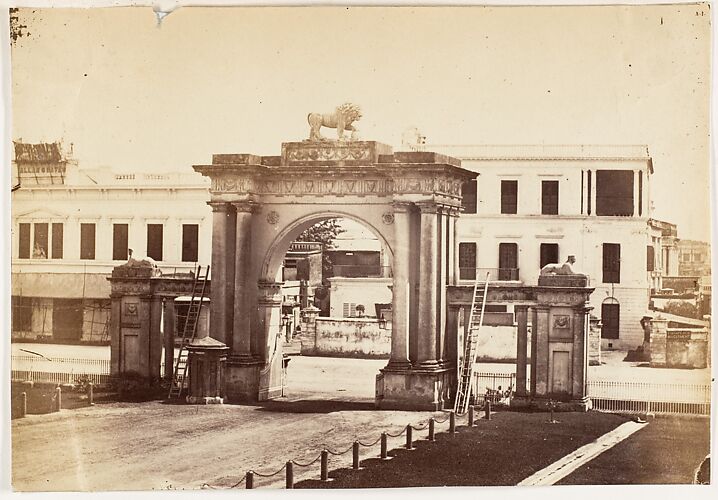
[{"left": 199, "top": 408, "right": 478, "bottom": 489}]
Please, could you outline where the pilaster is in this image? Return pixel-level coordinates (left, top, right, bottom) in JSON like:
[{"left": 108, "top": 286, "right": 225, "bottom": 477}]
[
  {"left": 163, "top": 298, "right": 176, "bottom": 381},
  {"left": 515, "top": 305, "right": 529, "bottom": 397}
]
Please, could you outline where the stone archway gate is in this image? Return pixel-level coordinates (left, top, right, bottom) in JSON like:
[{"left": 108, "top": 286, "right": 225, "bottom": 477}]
[{"left": 193, "top": 140, "right": 476, "bottom": 409}]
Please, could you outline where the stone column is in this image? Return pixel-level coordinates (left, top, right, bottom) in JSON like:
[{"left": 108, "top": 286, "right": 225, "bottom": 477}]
[
  {"left": 232, "top": 201, "right": 257, "bottom": 359},
  {"left": 437, "top": 206, "right": 449, "bottom": 364},
  {"left": 110, "top": 295, "right": 122, "bottom": 375},
  {"left": 388, "top": 201, "right": 412, "bottom": 369},
  {"left": 633, "top": 170, "right": 640, "bottom": 216},
  {"left": 571, "top": 305, "right": 589, "bottom": 399},
  {"left": 163, "top": 298, "right": 176, "bottom": 381},
  {"left": 208, "top": 202, "right": 231, "bottom": 346},
  {"left": 257, "top": 280, "right": 285, "bottom": 401},
  {"left": 256, "top": 280, "right": 284, "bottom": 363},
  {"left": 149, "top": 296, "right": 163, "bottom": 380},
  {"left": 533, "top": 306, "right": 550, "bottom": 396},
  {"left": 514, "top": 305, "right": 529, "bottom": 397},
  {"left": 529, "top": 307, "right": 538, "bottom": 396},
  {"left": 416, "top": 202, "right": 439, "bottom": 368}
]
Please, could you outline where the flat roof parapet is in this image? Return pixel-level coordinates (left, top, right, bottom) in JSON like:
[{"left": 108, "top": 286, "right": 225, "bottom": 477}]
[{"left": 428, "top": 144, "right": 650, "bottom": 160}]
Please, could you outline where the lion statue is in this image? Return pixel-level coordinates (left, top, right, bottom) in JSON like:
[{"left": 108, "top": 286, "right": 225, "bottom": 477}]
[{"left": 307, "top": 103, "right": 362, "bottom": 142}]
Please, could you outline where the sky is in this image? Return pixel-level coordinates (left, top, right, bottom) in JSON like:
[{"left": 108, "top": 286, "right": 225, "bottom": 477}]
[{"left": 7, "top": 4, "right": 712, "bottom": 241}]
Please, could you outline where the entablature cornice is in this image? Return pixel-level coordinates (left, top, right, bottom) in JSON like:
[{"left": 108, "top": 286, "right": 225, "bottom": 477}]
[{"left": 447, "top": 284, "right": 595, "bottom": 306}]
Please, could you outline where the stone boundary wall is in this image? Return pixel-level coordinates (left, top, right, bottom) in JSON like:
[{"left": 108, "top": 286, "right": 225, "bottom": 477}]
[{"left": 300, "top": 316, "right": 391, "bottom": 358}]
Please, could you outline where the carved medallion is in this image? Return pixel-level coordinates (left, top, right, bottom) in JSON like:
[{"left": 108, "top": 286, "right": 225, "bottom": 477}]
[
  {"left": 266, "top": 211, "right": 280, "bottom": 225},
  {"left": 553, "top": 315, "right": 571, "bottom": 329},
  {"left": 382, "top": 212, "right": 395, "bottom": 224}
]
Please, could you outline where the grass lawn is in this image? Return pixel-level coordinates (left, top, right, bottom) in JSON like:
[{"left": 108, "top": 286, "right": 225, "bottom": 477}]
[
  {"left": 297, "top": 411, "right": 630, "bottom": 488},
  {"left": 558, "top": 415, "right": 710, "bottom": 485}
]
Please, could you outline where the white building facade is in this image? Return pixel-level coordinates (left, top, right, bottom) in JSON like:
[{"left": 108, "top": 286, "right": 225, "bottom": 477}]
[
  {"left": 433, "top": 144, "right": 657, "bottom": 350},
  {"left": 11, "top": 143, "right": 212, "bottom": 343},
  {"left": 12, "top": 142, "right": 663, "bottom": 351}
]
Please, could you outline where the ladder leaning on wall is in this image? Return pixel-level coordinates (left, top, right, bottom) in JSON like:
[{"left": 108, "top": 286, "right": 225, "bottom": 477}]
[
  {"left": 454, "top": 271, "right": 490, "bottom": 415},
  {"left": 168, "top": 265, "right": 210, "bottom": 400}
]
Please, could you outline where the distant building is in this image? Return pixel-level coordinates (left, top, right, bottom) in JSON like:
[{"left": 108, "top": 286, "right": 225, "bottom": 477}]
[
  {"left": 677, "top": 239, "right": 712, "bottom": 277},
  {"left": 13, "top": 140, "right": 692, "bottom": 352},
  {"left": 11, "top": 141, "right": 212, "bottom": 343},
  {"left": 432, "top": 144, "right": 661, "bottom": 349}
]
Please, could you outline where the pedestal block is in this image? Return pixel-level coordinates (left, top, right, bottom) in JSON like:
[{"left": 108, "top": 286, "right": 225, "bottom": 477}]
[
  {"left": 224, "top": 357, "right": 263, "bottom": 402},
  {"left": 375, "top": 367, "right": 452, "bottom": 411},
  {"left": 186, "top": 336, "right": 229, "bottom": 404}
]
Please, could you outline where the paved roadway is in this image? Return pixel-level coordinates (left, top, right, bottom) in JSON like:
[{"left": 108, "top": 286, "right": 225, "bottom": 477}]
[{"left": 11, "top": 356, "right": 445, "bottom": 491}]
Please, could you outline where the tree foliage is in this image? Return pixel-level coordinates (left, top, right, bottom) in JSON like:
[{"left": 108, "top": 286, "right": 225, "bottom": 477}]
[
  {"left": 295, "top": 219, "right": 345, "bottom": 249},
  {"left": 663, "top": 300, "right": 699, "bottom": 319},
  {"left": 295, "top": 219, "right": 345, "bottom": 282}
]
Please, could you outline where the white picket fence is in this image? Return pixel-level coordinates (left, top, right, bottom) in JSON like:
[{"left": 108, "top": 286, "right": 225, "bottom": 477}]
[
  {"left": 473, "top": 371, "right": 711, "bottom": 415},
  {"left": 11, "top": 355, "right": 112, "bottom": 386},
  {"left": 587, "top": 380, "right": 711, "bottom": 415}
]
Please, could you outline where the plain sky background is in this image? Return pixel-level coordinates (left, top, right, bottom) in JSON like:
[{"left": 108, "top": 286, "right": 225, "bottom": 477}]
[{"left": 8, "top": 4, "right": 712, "bottom": 241}]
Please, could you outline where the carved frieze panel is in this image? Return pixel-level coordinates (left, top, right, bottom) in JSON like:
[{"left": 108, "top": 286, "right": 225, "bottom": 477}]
[{"left": 286, "top": 144, "right": 373, "bottom": 163}]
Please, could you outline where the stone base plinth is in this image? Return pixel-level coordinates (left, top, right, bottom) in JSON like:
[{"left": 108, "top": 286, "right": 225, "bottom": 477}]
[
  {"left": 225, "top": 358, "right": 262, "bottom": 403},
  {"left": 511, "top": 396, "right": 592, "bottom": 412},
  {"left": 281, "top": 141, "right": 393, "bottom": 167},
  {"left": 186, "top": 395, "right": 224, "bottom": 405},
  {"left": 375, "top": 366, "right": 452, "bottom": 411},
  {"left": 538, "top": 275, "right": 589, "bottom": 287}
]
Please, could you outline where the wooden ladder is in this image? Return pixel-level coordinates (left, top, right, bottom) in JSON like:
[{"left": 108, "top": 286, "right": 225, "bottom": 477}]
[
  {"left": 168, "top": 265, "right": 210, "bottom": 400},
  {"left": 454, "top": 271, "right": 490, "bottom": 415}
]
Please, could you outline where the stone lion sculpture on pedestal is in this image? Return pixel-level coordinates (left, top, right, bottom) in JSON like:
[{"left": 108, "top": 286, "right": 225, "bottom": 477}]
[
  {"left": 307, "top": 103, "right": 362, "bottom": 141},
  {"left": 540, "top": 255, "right": 584, "bottom": 276}
]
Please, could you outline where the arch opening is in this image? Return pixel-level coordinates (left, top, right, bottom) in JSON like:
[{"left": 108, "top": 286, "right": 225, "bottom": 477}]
[{"left": 268, "top": 214, "right": 394, "bottom": 405}]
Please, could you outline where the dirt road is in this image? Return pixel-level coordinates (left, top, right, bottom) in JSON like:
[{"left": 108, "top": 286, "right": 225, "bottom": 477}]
[{"left": 12, "top": 357, "right": 442, "bottom": 491}]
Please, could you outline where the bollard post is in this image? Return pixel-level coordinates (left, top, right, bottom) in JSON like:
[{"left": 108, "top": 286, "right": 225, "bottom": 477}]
[
  {"left": 449, "top": 410, "right": 457, "bottom": 433},
  {"left": 380, "top": 432, "right": 388, "bottom": 459},
  {"left": 245, "top": 471, "right": 254, "bottom": 489},
  {"left": 428, "top": 418, "right": 435, "bottom": 441},
  {"left": 406, "top": 425, "right": 413, "bottom": 450},
  {"left": 55, "top": 386, "right": 62, "bottom": 412},
  {"left": 286, "top": 461, "right": 294, "bottom": 489},
  {"left": 485, "top": 401, "right": 491, "bottom": 420},
  {"left": 352, "top": 441, "right": 360, "bottom": 470},
  {"left": 21, "top": 392, "right": 27, "bottom": 418},
  {"left": 468, "top": 405, "right": 475, "bottom": 426},
  {"left": 320, "top": 450, "right": 329, "bottom": 481},
  {"left": 88, "top": 382, "right": 94, "bottom": 406}
]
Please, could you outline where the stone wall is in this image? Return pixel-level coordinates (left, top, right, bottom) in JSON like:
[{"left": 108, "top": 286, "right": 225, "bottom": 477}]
[
  {"left": 649, "top": 316, "right": 709, "bottom": 368},
  {"left": 300, "top": 316, "right": 391, "bottom": 358},
  {"left": 475, "top": 325, "right": 520, "bottom": 362}
]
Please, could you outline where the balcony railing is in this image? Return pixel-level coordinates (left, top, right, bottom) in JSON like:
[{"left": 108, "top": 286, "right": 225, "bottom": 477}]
[
  {"left": 331, "top": 265, "right": 393, "bottom": 278},
  {"left": 459, "top": 267, "right": 520, "bottom": 282}
]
